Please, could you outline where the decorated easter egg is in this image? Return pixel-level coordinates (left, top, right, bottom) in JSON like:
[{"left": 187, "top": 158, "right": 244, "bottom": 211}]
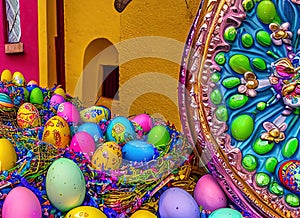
[
  {"left": 42, "top": 116, "right": 71, "bottom": 148},
  {"left": 1, "top": 69, "right": 12, "bottom": 82},
  {"left": 92, "top": 141, "right": 122, "bottom": 170},
  {"left": 57, "top": 102, "right": 80, "bottom": 124},
  {"left": 12, "top": 71, "right": 25, "bottom": 86},
  {"left": 132, "top": 114, "right": 153, "bottom": 133},
  {"left": 122, "top": 140, "right": 156, "bottom": 162},
  {"left": 278, "top": 160, "right": 300, "bottom": 195},
  {"left": 80, "top": 106, "right": 111, "bottom": 123},
  {"left": 54, "top": 87, "right": 66, "bottom": 98},
  {"left": 70, "top": 132, "right": 96, "bottom": 161},
  {"left": 106, "top": 116, "right": 136, "bottom": 144},
  {"left": 159, "top": 188, "right": 200, "bottom": 218},
  {"left": 65, "top": 206, "right": 107, "bottom": 218},
  {"left": 17, "top": 103, "right": 41, "bottom": 128},
  {"left": 46, "top": 158, "right": 86, "bottom": 212},
  {"left": 2, "top": 186, "right": 42, "bottom": 218},
  {"left": 131, "top": 210, "right": 157, "bottom": 218},
  {"left": 26, "top": 80, "right": 39, "bottom": 92},
  {"left": 194, "top": 174, "right": 227, "bottom": 211},
  {"left": 30, "top": 87, "right": 44, "bottom": 104},
  {"left": 147, "top": 125, "right": 170, "bottom": 151},
  {"left": 0, "top": 93, "right": 13, "bottom": 108},
  {"left": 50, "top": 94, "right": 65, "bottom": 108},
  {"left": 77, "top": 122, "right": 103, "bottom": 142},
  {"left": 208, "top": 208, "right": 243, "bottom": 218},
  {"left": 0, "top": 138, "right": 17, "bottom": 171}
]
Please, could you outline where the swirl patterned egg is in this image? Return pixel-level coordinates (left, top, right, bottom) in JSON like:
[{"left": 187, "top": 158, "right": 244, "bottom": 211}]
[
  {"left": 42, "top": 116, "right": 71, "bottom": 148},
  {"left": 17, "top": 103, "right": 41, "bottom": 129}
]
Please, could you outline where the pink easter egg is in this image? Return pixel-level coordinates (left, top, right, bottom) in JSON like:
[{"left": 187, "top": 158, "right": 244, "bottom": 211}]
[
  {"left": 194, "top": 174, "right": 227, "bottom": 211},
  {"left": 2, "top": 186, "right": 42, "bottom": 218},
  {"left": 132, "top": 114, "right": 153, "bottom": 133},
  {"left": 57, "top": 102, "right": 80, "bottom": 124},
  {"left": 70, "top": 132, "right": 96, "bottom": 160},
  {"left": 50, "top": 94, "right": 65, "bottom": 108}
]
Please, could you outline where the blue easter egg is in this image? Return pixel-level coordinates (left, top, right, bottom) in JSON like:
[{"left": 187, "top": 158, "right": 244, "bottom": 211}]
[
  {"left": 208, "top": 208, "right": 243, "bottom": 218},
  {"left": 106, "top": 116, "right": 136, "bottom": 144},
  {"left": 77, "top": 122, "right": 103, "bottom": 142},
  {"left": 122, "top": 140, "right": 156, "bottom": 162}
]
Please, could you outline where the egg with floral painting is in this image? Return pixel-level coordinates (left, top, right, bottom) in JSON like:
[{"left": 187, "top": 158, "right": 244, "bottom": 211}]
[
  {"left": 17, "top": 103, "right": 41, "bottom": 129},
  {"left": 42, "top": 116, "right": 71, "bottom": 148}
]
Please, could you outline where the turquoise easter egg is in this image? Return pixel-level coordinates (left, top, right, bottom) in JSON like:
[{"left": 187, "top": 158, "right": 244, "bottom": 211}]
[
  {"left": 106, "top": 116, "right": 136, "bottom": 144},
  {"left": 209, "top": 208, "right": 243, "bottom": 218},
  {"left": 122, "top": 140, "right": 156, "bottom": 162}
]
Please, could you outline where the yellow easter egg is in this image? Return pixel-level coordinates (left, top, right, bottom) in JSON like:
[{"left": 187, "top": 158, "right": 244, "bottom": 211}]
[
  {"left": 17, "top": 103, "right": 41, "bottom": 128},
  {"left": 65, "top": 206, "right": 107, "bottom": 218},
  {"left": 131, "top": 210, "right": 158, "bottom": 218},
  {"left": 12, "top": 71, "right": 25, "bottom": 86},
  {"left": 0, "top": 139, "right": 17, "bottom": 171},
  {"left": 42, "top": 116, "right": 71, "bottom": 148},
  {"left": 54, "top": 87, "right": 66, "bottom": 98},
  {"left": 1, "top": 69, "right": 12, "bottom": 82},
  {"left": 92, "top": 141, "right": 122, "bottom": 170}
]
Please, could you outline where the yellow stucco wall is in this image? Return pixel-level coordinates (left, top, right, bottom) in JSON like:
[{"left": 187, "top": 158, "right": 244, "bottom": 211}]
[{"left": 62, "top": 0, "right": 199, "bottom": 128}]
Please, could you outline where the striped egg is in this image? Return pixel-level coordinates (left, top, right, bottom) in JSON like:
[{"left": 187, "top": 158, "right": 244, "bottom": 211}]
[{"left": 0, "top": 93, "right": 13, "bottom": 108}]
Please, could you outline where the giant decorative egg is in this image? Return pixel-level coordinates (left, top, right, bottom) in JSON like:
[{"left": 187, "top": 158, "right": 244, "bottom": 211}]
[
  {"left": 106, "top": 116, "right": 136, "bottom": 144},
  {"left": 122, "top": 140, "right": 156, "bottom": 162},
  {"left": 0, "top": 138, "right": 17, "bottom": 171},
  {"left": 1, "top": 69, "right": 12, "bottom": 82},
  {"left": 2, "top": 186, "right": 42, "bottom": 218},
  {"left": 70, "top": 132, "right": 96, "bottom": 161},
  {"left": 42, "top": 116, "right": 71, "bottom": 148},
  {"left": 0, "top": 93, "right": 13, "bottom": 108},
  {"left": 80, "top": 106, "right": 111, "bottom": 123},
  {"left": 12, "top": 71, "right": 25, "bottom": 86},
  {"left": 17, "top": 103, "right": 41, "bottom": 129},
  {"left": 278, "top": 160, "right": 300, "bottom": 195},
  {"left": 194, "top": 174, "right": 227, "bottom": 211},
  {"left": 65, "top": 206, "right": 107, "bottom": 218},
  {"left": 30, "top": 87, "right": 44, "bottom": 105},
  {"left": 130, "top": 210, "right": 157, "bottom": 218},
  {"left": 132, "top": 114, "right": 153, "bottom": 133},
  {"left": 77, "top": 122, "right": 103, "bottom": 142},
  {"left": 147, "top": 125, "right": 170, "bottom": 151},
  {"left": 46, "top": 158, "right": 86, "bottom": 212},
  {"left": 57, "top": 102, "right": 80, "bottom": 124},
  {"left": 91, "top": 141, "right": 122, "bottom": 170},
  {"left": 159, "top": 188, "right": 200, "bottom": 218}
]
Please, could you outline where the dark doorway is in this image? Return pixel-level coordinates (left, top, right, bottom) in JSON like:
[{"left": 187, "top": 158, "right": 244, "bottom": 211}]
[{"left": 101, "top": 65, "right": 119, "bottom": 100}]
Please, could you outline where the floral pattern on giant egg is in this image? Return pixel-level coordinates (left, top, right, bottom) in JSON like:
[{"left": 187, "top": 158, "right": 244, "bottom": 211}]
[
  {"left": 57, "top": 102, "right": 80, "bottom": 124},
  {"left": 42, "top": 116, "right": 71, "bottom": 148},
  {"left": 17, "top": 103, "right": 41, "bottom": 129},
  {"left": 91, "top": 141, "right": 122, "bottom": 170},
  {"left": 106, "top": 116, "right": 136, "bottom": 144},
  {"left": 80, "top": 106, "right": 111, "bottom": 123}
]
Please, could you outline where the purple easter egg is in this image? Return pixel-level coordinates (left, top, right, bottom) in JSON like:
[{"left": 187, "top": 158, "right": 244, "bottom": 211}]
[
  {"left": 159, "top": 188, "right": 200, "bottom": 218},
  {"left": 50, "top": 94, "right": 65, "bottom": 108},
  {"left": 194, "top": 174, "right": 227, "bottom": 211}
]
